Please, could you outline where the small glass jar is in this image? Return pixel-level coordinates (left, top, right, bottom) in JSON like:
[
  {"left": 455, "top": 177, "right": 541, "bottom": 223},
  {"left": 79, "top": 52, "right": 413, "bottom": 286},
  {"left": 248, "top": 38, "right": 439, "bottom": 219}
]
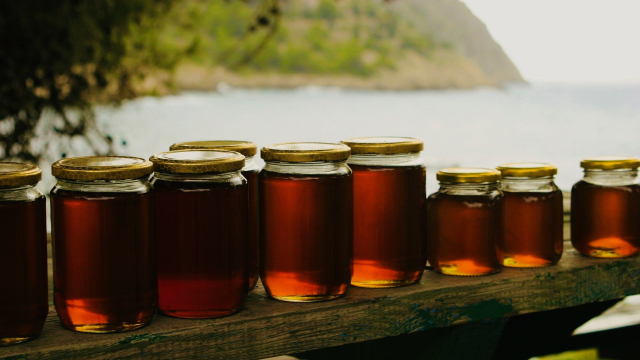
[
  {"left": 427, "top": 168, "right": 502, "bottom": 276},
  {"left": 151, "top": 149, "right": 249, "bottom": 318},
  {"left": 571, "top": 157, "right": 640, "bottom": 258},
  {"left": 341, "top": 137, "right": 426, "bottom": 288},
  {"left": 496, "top": 163, "right": 564, "bottom": 267},
  {"left": 0, "top": 162, "right": 48, "bottom": 345},
  {"left": 260, "top": 143, "right": 353, "bottom": 302},
  {"left": 170, "top": 141, "right": 260, "bottom": 290},
  {"left": 51, "top": 156, "right": 156, "bottom": 333}
]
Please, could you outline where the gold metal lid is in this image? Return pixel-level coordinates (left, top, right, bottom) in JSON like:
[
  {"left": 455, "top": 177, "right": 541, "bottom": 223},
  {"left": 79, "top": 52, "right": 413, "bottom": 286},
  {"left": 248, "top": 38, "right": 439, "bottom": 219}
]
[
  {"left": 0, "top": 162, "right": 42, "bottom": 187},
  {"left": 261, "top": 142, "right": 351, "bottom": 162},
  {"left": 497, "top": 163, "right": 557, "bottom": 177},
  {"left": 150, "top": 150, "right": 245, "bottom": 174},
  {"left": 52, "top": 156, "right": 153, "bottom": 181},
  {"left": 580, "top": 156, "right": 640, "bottom": 170},
  {"left": 169, "top": 140, "right": 257, "bottom": 157},
  {"left": 341, "top": 136, "right": 423, "bottom": 155},
  {"left": 437, "top": 167, "right": 501, "bottom": 183}
]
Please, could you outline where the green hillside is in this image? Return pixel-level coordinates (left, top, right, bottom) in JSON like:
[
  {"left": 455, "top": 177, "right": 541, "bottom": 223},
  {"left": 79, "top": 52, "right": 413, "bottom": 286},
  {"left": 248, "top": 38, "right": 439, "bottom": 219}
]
[{"left": 149, "top": 0, "right": 524, "bottom": 90}]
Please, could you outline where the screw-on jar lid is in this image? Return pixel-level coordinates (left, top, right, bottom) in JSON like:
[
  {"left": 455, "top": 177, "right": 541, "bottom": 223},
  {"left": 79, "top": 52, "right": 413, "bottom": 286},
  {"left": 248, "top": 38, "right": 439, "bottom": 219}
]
[
  {"left": 52, "top": 156, "right": 153, "bottom": 181},
  {"left": 580, "top": 156, "right": 640, "bottom": 170},
  {"left": 169, "top": 140, "right": 257, "bottom": 157},
  {"left": 497, "top": 163, "right": 557, "bottom": 177},
  {"left": 437, "top": 167, "right": 501, "bottom": 183},
  {"left": 150, "top": 150, "right": 245, "bottom": 174},
  {"left": 341, "top": 136, "right": 423, "bottom": 155},
  {"left": 0, "top": 162, "right": 42, "bottom": 187},
  {"left": 261, "top": 142, "right": 350, "bottom": 162}
]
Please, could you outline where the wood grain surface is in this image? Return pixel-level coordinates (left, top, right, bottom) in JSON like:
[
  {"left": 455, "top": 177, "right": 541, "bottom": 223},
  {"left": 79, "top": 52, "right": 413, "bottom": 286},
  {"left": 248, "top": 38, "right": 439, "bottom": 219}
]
[{"left": 2, "top": 224, "right": 639, "bottom": 359}]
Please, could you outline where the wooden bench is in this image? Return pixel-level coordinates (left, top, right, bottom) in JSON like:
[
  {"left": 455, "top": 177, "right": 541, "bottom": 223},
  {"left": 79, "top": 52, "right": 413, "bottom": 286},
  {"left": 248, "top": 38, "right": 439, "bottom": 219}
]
[{"left": 2, "top": 221, "right": 639, "bottom": 359}]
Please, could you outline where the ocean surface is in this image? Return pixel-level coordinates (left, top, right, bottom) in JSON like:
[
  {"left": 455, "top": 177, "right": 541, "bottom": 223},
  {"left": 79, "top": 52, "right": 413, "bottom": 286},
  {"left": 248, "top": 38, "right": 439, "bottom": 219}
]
[{"left": 82, "top": 82, "right": 640, "bottom": 194}]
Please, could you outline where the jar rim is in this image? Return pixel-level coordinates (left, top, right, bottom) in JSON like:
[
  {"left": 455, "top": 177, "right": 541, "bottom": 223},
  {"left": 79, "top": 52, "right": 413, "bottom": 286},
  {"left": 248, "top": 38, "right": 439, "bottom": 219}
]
[
  {"left": 437, "top": 167, "right": 501, "bottom": 183},
  {"left": 261, "top": 142, "right": 350, "bottom": 162},
  {"left": 341, "top": 136, "right": 423, "bottom": 155},
  {"left": 52, "top": 156, "right": 152, "bottom": 181},
  {"left": 0, "top": 161, "right": 42, "bottom": 187},
  {"left": 497, "top": 162, "right": 557, "bottom": 177},
  {"left": 170, "top": 140, "right": 257, "bottom": 157},
  {"left": 580, "top": 156, "right": 640, "bottom": 170},
  {"left": 150, "top": 149, "right": 245, "bottom": 174}
]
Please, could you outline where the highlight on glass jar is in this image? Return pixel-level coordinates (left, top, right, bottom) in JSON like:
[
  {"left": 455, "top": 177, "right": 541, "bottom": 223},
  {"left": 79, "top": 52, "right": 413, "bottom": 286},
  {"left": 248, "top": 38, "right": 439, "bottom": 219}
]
[
  {"left": 50, "top": 156, "right": 157, "bottom": 333},
  {"left": 427, "top": 168, "right": 502, "bottom": 276},
  {"left": 260, "top": 142, "right": 353, "bottom": 302},
  {"left": 150, "top": 149, "right": 250, "bottom": 318},
  {"left": 496, "top": 163, "right": 563, "bottom": 268},
  {"left": 340, "top": 137, "right": 426, "bottom": 288},
  {"left": 0, "top": 163, "right": 48, "bottom": 346},
  {"left": 571, "top": 157, "right": 640, "bottom": 258},
  {"left": 170, "top": 140, "right": 260, "bottom": 291}
]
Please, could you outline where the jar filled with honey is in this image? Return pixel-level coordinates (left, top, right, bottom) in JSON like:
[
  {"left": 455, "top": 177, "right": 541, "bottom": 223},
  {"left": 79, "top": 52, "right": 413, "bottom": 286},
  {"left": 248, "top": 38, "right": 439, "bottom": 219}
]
[
  {"left": 51, "top": 156, "right": 156, "bottom": 333},
  {"left": 260, "top": 143, "right": 353, "bottom": 302},
  {"left": 427, "top": 168, "right": 502, "bottom": 276},
  {"left": 151, "top": 149, "right": 249, "bottom": 318},
  {"left": 340, "top": 137, "right": 426, "bottom": 288},
  {"left": 572, "top": 157, "right": 640, "bottom": 258},
  {"left": 170, "top": 141, "right": 260, "bottom": 290},
  {"left": 0, "top": 163, "right": 48, "bottom": 345},
  {"left": 496, "top": 163, "right": 563, "bottom": 267}
]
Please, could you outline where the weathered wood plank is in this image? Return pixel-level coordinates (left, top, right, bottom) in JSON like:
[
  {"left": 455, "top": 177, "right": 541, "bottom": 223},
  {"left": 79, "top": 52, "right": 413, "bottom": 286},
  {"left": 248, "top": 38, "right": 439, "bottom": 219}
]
[{"left": 2, "top": 239, "right": 639, "bottom": 360}]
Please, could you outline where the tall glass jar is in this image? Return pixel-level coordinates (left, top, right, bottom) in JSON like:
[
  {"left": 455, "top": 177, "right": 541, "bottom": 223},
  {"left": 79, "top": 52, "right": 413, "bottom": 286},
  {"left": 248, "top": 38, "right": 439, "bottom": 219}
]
[
  {"left": 427, "top": 168, "right": 502, "bottom": 276},
  {"left": 170, "top": 141, "right": 260, "bottom": 290},
  {"left": 260, "top": 143, "right": 353, "bottom": 302},
  {"left": 0, "top": 163, "right": 48, "bottom": 345},
  {"left": 340, "top": 137, "right": 426, "bottom": 288},
  {"left": 572, "top": 157, "right": 640, "bottom": 258},
  {"left": 151, "top": 149, "right": 249, "bottom": 318},
  {"left": 51, "top": 156, "right": 156, "bottom": 333},
  {"left": 496, "top": 163, "right": 563, "bottom": 267}
]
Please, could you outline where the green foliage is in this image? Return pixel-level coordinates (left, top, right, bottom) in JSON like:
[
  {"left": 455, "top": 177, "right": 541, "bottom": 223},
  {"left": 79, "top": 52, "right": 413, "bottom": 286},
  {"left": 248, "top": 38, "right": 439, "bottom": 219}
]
[
  {"left": 0, "top": 0, "right": 182, "bottom": 161},
  {"left": 0, "top": 0, "right": 441, "bottom": 161},
  {"left": 177, "top": 0, "right": 439, "bottom": 77}
]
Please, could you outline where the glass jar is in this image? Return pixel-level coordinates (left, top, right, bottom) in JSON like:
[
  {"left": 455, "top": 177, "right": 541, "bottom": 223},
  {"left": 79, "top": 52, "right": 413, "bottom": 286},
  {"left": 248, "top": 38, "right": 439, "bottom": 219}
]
[
  {"left": 496, "top": 163, "right": 563, "bottom": 267},
  {"left": 427, "top": 168, "right": 502, "bottom": 276},
  {"left": 51, "top": 156, "right": 156, "bottom": 333},
  {"left": 341, "top": 137, "right": 426, "bottom": 288},
  {"left": 0, "top": 162, "right": 48, "bottom": 345},
  {"left": 151, "top": 149, "right": 249, "bottom": 318},
  {"left": 260, "top": 143, "right": 353, "bottom": 302},
  {"left": 170, "top": 141, "right": 260, "bottom": 290},
  {"left": 571, "top": 157, "right": 640, "bottom": 258}
]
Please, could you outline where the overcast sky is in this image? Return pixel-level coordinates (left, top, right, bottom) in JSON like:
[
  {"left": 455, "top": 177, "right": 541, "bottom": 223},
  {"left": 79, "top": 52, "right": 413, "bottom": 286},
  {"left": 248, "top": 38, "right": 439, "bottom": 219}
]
[{"left": 463, "top": 0, "right": 640, "bottom": 83}]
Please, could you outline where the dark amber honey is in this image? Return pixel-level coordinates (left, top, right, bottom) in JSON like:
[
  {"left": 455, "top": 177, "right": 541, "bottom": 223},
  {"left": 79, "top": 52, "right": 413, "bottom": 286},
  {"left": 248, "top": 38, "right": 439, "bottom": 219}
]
[
  {"left": 0, "top": 197, "right": 48, "bottom": 345},
  {"left": 498, "top": 191, "right": 564, "bottom": 267},
  {"left": 350, "top": 165, "right": 426, "bottom": 288},
  {"left": 259, "top": 170, "right": 352, "bottom": 302},
  {"left": 51, "top": 189, "right": 157, "bottom": 333},
  {"left": 571, "top": 180, "right": 640, "bottom": 258},
  {"left": 243, "top": 168, "right": 260, "bottom": 290},
  {"left": 427, "top": 193, "right": 502, "bottom": 276},
  {"left": 154, "top": 179, "right": 249, "bottom": 318}
]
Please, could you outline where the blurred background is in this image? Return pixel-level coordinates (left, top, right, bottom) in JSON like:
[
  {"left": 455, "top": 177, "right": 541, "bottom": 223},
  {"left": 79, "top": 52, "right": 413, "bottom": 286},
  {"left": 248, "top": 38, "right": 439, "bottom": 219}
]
[
  {"left": 1, "top": 1, "right": 640, "bottom": 358},
  {"left": 2, "top": 0, "right": 639, "bottom": 194}
]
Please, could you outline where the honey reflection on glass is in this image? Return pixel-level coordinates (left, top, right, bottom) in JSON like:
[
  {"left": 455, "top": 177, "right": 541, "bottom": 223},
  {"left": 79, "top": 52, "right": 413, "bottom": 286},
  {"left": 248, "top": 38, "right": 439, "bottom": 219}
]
[
  {"left": 498, "top": 191, "right": 564, "bottom": 267},
  {"left": 350, "top": 165, "right": 426, "bottom": 288},
  {"left": 259, "top": 171, "right": 352, "bottom": 302},
  {"left": 427, "top": 193, "right": 502, "bottom": 276},
  {"left": 51, "top": 190, "right": 157, "bottom": 333},
  {"left": 571, "top": 181, "right": 640, "bottom": 258},
  {"left": 0, "top": 197, "right": 48, "bottom": 345}
]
